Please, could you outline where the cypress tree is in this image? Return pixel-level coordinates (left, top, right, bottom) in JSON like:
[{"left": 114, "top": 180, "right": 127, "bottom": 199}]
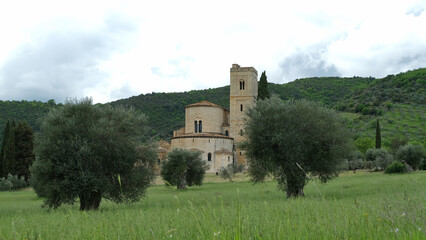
[
  {"left": 15, "top": 121, "right": 35, "bottom": 180},
  {"left": 376, "top": 119, "right": 381, "bottom": 149},
  {"left": 3, "top": 121, "right": 16, "bottom": 176},
  {"left": 0, "top": 121, "right": 11, "bottom": 178},
  {"left": 258, "top": 71, "right": 270, "bottom": 100}
]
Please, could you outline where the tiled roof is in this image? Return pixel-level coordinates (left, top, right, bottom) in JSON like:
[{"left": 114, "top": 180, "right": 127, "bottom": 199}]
[{"left": 185, "top": 100, "right": 227, "bottom": 110}]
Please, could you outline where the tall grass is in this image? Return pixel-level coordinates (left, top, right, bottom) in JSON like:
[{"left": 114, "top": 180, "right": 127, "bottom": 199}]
[{"left": 0, "top": 171, "right": 425, "bottom": 239}]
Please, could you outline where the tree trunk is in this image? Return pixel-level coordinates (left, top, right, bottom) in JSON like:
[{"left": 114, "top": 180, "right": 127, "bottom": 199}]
[
  {"left": 286, "top": 188, "right": 305, "bottom": 198},
  {"left": 178, "top": 175, "right": 187, "bottom": 190},
  {"left": 79, "top": 191, "right": 102, "bottom": 210}
]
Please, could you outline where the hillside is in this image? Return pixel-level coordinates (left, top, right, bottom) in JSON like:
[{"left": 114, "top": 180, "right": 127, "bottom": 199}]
[{"left": 1, "top": 68, "right": 425, "bottom": 146}]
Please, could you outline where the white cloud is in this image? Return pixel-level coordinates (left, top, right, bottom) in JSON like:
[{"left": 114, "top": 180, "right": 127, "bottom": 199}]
[{"left": 0, "top": 0, "right": 425, "bottom": 103}]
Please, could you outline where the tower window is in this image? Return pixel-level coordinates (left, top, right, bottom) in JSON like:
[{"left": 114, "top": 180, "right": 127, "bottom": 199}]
[
  {"left": 225, "top": 130, "right": 229, "bottom": 136},
  {"left": 208, "top": 153, "right": 212, "bottom": 161},
  {"left": 157, "top": 158, "right": 161, "bottom": 165},
  {"left": 240, "top": 80, "right": 245, "bottom": 90},
  {"left": 240, "top": 129, "right": 243, "bottom": 136},
  {"left": 240, "top": 104, "right": 243, "bottom": 111},
  {"left": 194, "top": 121, "right": 198, "bottom": 133},
  {"left": 199, "top": 120, "right": 202, "bottom": 133}
]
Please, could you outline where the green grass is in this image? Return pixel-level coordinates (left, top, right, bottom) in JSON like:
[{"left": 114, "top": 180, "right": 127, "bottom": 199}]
[{"left": 1, "top": 171, "right": 425, "bottom": 239}]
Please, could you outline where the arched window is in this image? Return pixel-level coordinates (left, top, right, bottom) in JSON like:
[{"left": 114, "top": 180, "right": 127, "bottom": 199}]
[
  {"left": 240, "top": 80, "right": 245, "bottom": 90},
  {"left": 228, "top": 156, "right": 230, "bottom": 162},
  {"left": 194, "top": 121, "right": 198, "bottom": 133},
  {"left": 225, "top": 130, "right": 229, "bottom": 136},
  {"left": 199, "top": 120, "right": 202, "bottom": 133},
  {"left": 243, "top": 81, "right": 245, "bottom": 90},
  {"left": 240, "top": 129, "right": 243, "bottom": 136},
  {"left": 240, "top": 104, "right": 243, "bottom": 112},
  {"left": 208, "top": 153, "right": 212, "bottom": 161},
  {"left": 157, "top": 158, "right": 161, "bottom": 165}
]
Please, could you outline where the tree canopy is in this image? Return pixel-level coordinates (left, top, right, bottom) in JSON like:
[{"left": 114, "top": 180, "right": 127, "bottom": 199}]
[
  {"left": 242, "top": 96, "right": 353, "bottom": 197},
  {"left": 161, "top": 148, "right": 206, "bottom": 189},
  {"left": 30, "top": 98, "right": 156, "bottom": 210},
  {"left": 258, "top": 71, "right": 270, "bottom": 100}
]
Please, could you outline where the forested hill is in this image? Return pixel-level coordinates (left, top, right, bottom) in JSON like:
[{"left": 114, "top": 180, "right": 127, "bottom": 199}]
[
  {"left": 0, "top": 68, "right": 424, "bottom": 143},
  {"left": 111, "top": 68, "right": 425, "bottom": 141}
]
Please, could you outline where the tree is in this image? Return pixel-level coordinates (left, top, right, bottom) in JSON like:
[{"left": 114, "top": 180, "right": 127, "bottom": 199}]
[
  {"left": 0, "top": 121, "right": 10, "bottom": 178},
  {"left": 3, "top": 121, "right": 16, "bottom": 176},
  {"left": 354, "top": 137, "right": 374, "bottom": 154},
  {"left": 14, "top": 121, "right": 35, "bottom": 181},
  {"left": 375, "top": 119, "right": 381, "bottom": 149},
  {"left": 219, "top": 163, "right": 244, "bottom": 182},
  {"left": 242, "top": 96, "right": 353, "bottom": 198},
  {"left": 396, "top": 144, "right": 424, "bottom": 170},
  {"left": 365, "top": 148, "right": 393, "bottom": 170},
  {"left": 30, "top": 98, "right": 156, "bottom": 210},
  {"left": 258, "top": 71, "right": 270, "bottom": 100},
  {"left": 160, "top": 148, "right": 206, "bottom": 189}
]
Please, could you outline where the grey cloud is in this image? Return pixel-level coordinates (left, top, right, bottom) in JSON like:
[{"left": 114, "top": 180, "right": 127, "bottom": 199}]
[
  {"left": 0, "top": 14, "right": 137, "bottom": 103},
  {"left": 278, "top": 45, "right": 341, "bottom": 82}
]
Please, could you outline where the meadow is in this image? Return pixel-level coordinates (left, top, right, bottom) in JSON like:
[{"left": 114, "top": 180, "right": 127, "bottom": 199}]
[{"left": 0, "top": 171, "right": 425, "bottom": 239}]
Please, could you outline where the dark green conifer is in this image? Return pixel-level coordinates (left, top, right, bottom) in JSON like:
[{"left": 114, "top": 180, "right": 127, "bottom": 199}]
[
  {"left": 14, "top": 121, "right": 35, "bottom": 180},
  {"left": 376, "top": 119, "right": 381, "bottom": 149},
  {"left": 3, "top": 121, "right": 16, "bottom": 176},
  {"left": 0, "top": 121, "right": 11, "bottom": 178},
  {"left": 258, "top": 71, "right": 270, "bottom": 100}
]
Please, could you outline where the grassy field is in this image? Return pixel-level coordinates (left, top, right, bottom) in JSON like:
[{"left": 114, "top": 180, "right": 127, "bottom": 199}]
[{"left": 0, "top": 171, "right": 425, "bottom": 239}]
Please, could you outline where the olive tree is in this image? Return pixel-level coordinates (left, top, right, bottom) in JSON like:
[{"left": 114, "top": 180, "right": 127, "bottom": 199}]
[
  {"left": 242, "top": 96, "right": 353, "bottom": 198},
  {"left": 31, "top": 98, "right": 156, "bottom": 210},
  {"left": 396, "top": 144, "right": 424, "bottom": 170},
  {"left": 161, "top": 148, "right": 206, "bottom": 189}
]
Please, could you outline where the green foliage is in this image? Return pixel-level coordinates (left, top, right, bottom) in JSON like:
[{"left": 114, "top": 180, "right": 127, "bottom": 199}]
[
  {"left": 0, "top": 100, "right": 54, "bottom": 143},
  {"left": 396, "top": 144, "right": 425, "bottom": 170},
  {"left": 257, "top": 71, "right": 270, "bottom": 100},
  {"left": 347, "top": 151, "right": 365, "bottom": 170},
  {"left": 219, "top": 163, "right": 245, "bottom": 182},
  {"left": 354, "top": 137, "right": 374, "bottom": 154},
  {"left": 14, "top": 121, "right": 35, "bottom": 181},
  {"left": 384, "top": 162, "right": 407, "bottom": 174},
  {"left": 3, "top": 121, "right": 16, "bottom": 176},
  {"left": 0, "top": 120, "right": 10, "bottom": 177},
  {"left": 375, "top": 119, "right": 381, "bottom": 149},
  {"left": 161, "top": 148, "right": 206, "bottom": 189},
  {"left": 242, "top": 96, "right": 353, "bottom": 197},
  {"left": 365, "top": 148, "right": 393, "bottom": 170},
  {"left": 0, "top": 174, "right": 27, "bottom": 191},
  {"left": 30, "top": 98, "right": 156, "bottom": 210}
]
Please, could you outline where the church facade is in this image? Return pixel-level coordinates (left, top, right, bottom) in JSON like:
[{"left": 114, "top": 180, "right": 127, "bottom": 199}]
[{"left": 161, "top": 64, "right": 258, "bottom": 173}]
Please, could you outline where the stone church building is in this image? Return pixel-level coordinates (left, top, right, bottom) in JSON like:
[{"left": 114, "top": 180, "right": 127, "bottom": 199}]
[{"left": 160, "top": 64, "right": 258, "bottom": 173}]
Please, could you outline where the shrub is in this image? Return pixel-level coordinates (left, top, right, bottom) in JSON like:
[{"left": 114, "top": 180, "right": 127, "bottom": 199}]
[
  {"left": 396, "top": 144, "right": 425, "bottom": 170},
  {"left": 0, "top": 174, "right": 27, "bottom": 191},
  {"left": 219, "top": 163, "right": 245, "bottom": 182},
  {"left": 161, "top": 148, "right": 206, "bottom": 189},
  {"left": 348, "top": 151, "right": 365, "bottom": 170},
  {"left": 365, "top": 148, "right": 393, "bottom": 170},
  {"left": 384, "top": 162, "right": 406, "bottom": 174}
]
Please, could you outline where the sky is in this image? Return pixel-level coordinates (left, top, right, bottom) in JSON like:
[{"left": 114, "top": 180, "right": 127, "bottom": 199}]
[{"left": 0, "top": 0, "right": 425, "bottom": 104}]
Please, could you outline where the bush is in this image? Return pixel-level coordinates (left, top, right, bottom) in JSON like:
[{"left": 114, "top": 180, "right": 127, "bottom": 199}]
[
  {"left": 348, "top": 151, "right": 365, "bottom": 170},
  {"left": 161, "top": 148, "right": 207, "bottom": 189},
  {"left": 219, "top": 163, "right": 245, "bottom": 182},
  {"left": 365, "top": 148, "right": 393, "bottom": 170},
  {"left": 396, "top": 144, "right": 425, "bottom": 170},
  {"left": 0, "top": 174, "right": 27, "bottom": 191},
  {"left": 384, "top": 162, "right": 406, "bottom": 174}
]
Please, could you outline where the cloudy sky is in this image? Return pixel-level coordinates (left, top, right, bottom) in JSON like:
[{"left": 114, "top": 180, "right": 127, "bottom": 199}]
[{"left": 0, "top": 0, "right": 425, "bottom": 103}]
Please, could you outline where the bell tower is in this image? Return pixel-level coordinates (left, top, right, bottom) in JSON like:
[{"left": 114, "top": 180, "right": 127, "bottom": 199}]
[{"left": 229, "top": 64, "right": 258, "bottom": 164}]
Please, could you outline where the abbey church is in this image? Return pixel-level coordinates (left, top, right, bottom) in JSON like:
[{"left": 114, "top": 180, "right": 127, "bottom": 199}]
[{"left": 158, "top": 64, "right": 258, "bottom": 173}]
